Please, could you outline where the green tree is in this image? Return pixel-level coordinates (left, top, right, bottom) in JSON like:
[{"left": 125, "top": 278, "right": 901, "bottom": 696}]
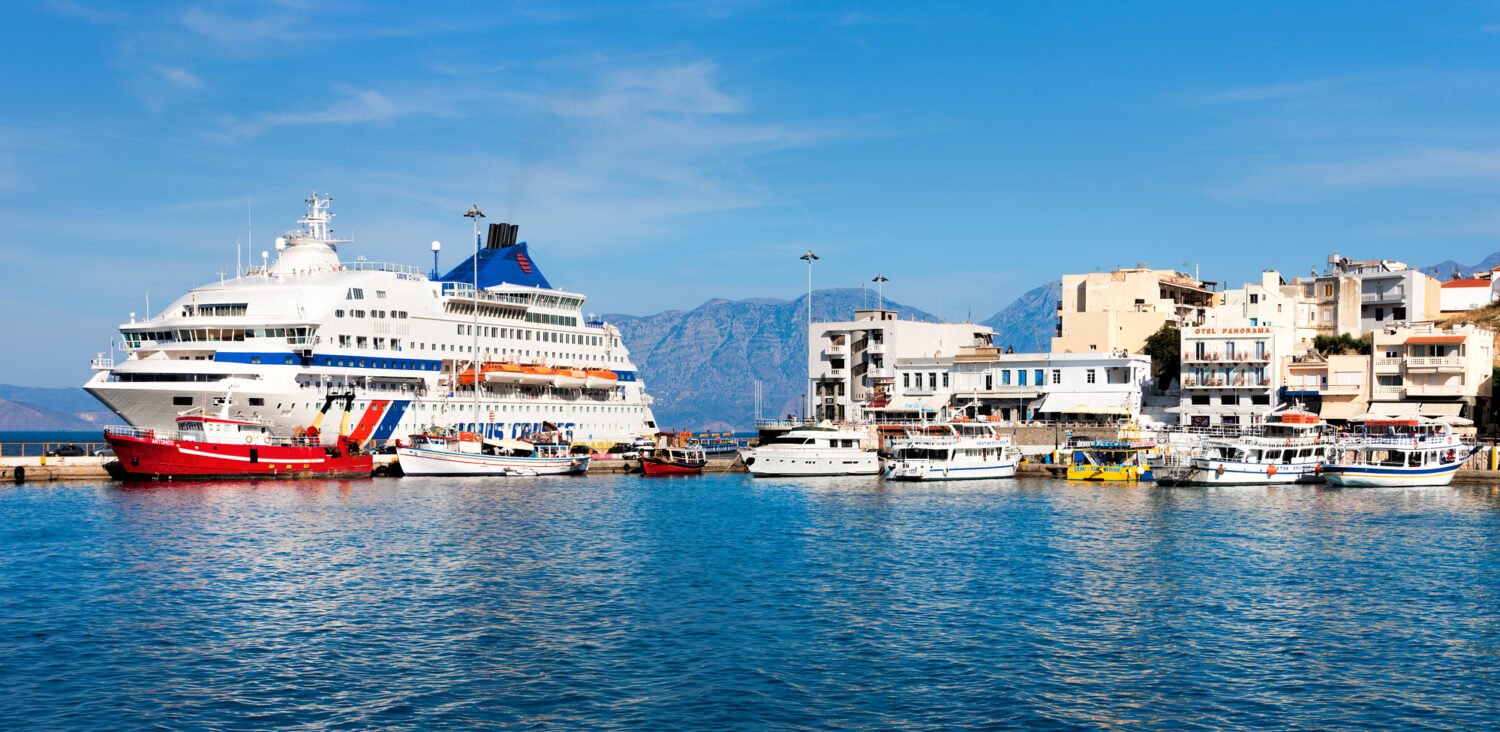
[
  {"left": 1141, "top": 323, "right": 1181, "bottom": 390},
  {"left": 1313, "top": 332, "right": 1371, "bottom": 356}
]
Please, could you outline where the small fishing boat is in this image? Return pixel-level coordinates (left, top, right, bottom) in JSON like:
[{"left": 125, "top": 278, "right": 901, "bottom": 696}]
[
  {"left": 103, "top": 392, "right": 372, "bottom": 481},
  {"left": 1322, "top": 417, "right": 1475, "bottom": 487},
  {"left": 395, "top": 431, "right": 589, "bottom": 476},
  {"left": 640, "top": 445, "right": 708, "bottom": 476}
]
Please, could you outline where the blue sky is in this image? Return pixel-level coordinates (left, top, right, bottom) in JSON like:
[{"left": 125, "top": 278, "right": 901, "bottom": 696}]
[{"left": 6, "top": 1, "right": 1500, "bottom": 386}]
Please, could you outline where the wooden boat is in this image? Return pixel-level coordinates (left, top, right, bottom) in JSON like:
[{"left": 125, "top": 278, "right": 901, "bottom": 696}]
[
  {"left": 1066, "top": 439, "right": 1156, "bottom": 482},
  {"left": 640, "top": 445, "right": 708, "bottom": 475}
]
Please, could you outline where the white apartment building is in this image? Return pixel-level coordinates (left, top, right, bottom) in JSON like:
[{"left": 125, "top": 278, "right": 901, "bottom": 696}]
[
  {"left": 1176, "top": 271, "right": 1298, "bottom": 427},
  {"left": 885, "top": 347, "right": 1151, "bottom": 423},
  {"left": 1439, "top": 278, "right": 1498, "bottom": 313},
  {"left": 1369, "top": 322, "right": 1494, "bottom": 423},
  {"left": 1285, "top": 255, "right": 1441, "bottom": 338},
  {"left": 808, "top": 309, "right": 992, "bottom": 423}
]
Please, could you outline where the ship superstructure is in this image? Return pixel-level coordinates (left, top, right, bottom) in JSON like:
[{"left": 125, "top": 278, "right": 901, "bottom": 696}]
[{"left": 85, "top": 194, "right": 657, "bottom": 448}]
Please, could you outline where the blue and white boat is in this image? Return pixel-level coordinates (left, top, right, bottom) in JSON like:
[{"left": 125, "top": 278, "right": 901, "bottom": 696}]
[
  {"left": 883, "top": 421, "right": 1020, "bottom": 481},
  {"left": 1161, "top": 410, "right": 1334, "bottom": 486},
  {"left": 1322, "top": 417, "right": 1474, "bottom": 487}
]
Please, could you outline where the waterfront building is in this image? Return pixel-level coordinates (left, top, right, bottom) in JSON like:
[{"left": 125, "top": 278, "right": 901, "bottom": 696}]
[
  {"left": 1368, "top": 322, "right": 1493, "bottom": 424},
  {"left": 1285, "top": 255, "right": 1441, "bottom": 337},
  {"left": 1439, "top": 278, "right": 1498, "bottom": 314},
  {"left": 1282, "top": 352, "right": 1372, "bottom": 423},
  {"left": 1175, "top": 271, "right": 1297, "bottom": 427},
  {"left": 807, "top": 309, "right": 992, "bottom": 423},
  {"left": 886, "top": 346, "right": 1151, "bottom": 423},
  {"left": 1052, "top": 265, "right": 1216, "bottom": 354}
]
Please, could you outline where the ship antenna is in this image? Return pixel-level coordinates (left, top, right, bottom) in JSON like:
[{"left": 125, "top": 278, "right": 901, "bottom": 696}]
[{"left": 465, "top": 203, "right": 486, "bottom": 437}]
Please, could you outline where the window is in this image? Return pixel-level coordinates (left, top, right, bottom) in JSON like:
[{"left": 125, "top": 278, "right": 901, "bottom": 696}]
[
  {"left": 376, "top": 290, "right": 387, "bottom": 299},
  {"left": 985, "top": 373, "right": 994, "bottom": 390},
  {"left": 1374, "top": 307, "right": 1384, "bottom": 321},
  {"left": 248, "top": 398, "right": 264, "bottom": 406},
  {"left": 1000, "top": 370, "right": 1011, "bottom": 386},
  {"left": 1035, "top": 369, "right": 1044, "bottom": 386},
  {"left": 1322, "top": 284, "right": 1333, "bottom": 297},
  {"left": 1051, "top": 369, "right": 1061, "bottom": 384},
  {"left": 347, "top": 288, "right": 364, "bottom": 300},
  {"left": 1086, "top": 369, "right": 1096, "bottom": 384},
  {"left": 172, "top": 396, "right": 193, "bottom": 406},
  {"left": 335, "top": 309, "right": 345, "bottom": 318},
  {"left": 903, "top": 373, "right": 910, "bottom": 388},
  {"left": 1394, "top": 306, "right": 1407, "bottom": 320},
  {"left": 928, "top": 373, "right": 937, "bottom": 389},
  {"left": 1249, "top": 293, "right": 1259, "bottom": 304},
  {"left": 942, "top": 373, "right": 949, "bottom": 388},
  {"left": 1018, "top": 369, "right": 1028, "bottom": 386}
]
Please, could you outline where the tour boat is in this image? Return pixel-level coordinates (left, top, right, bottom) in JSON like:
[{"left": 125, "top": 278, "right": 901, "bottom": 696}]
[
  {"left": 1066, "top": 439, "right": 1157, "bottom": 482},
  {"left": 1322, "top": 418, "right": 1475, "bottom": 487},
  {"left": 640, "top": 445, "right": 708, "bottom": 476},
  {"left": 104, "top": 392, "right": 371, "bottom": 481},
  {"left": 883, "top": 421, "right": 1021, "bottom": 481},
  {"left": 1163, "top": 410, "right": 1334, "bottom": 486},
  {"left": 395, "top": 430, "right": 589, "bottom": 476},
  {"left": 740, "top": 424, "right": 879, "bottom": 477}
]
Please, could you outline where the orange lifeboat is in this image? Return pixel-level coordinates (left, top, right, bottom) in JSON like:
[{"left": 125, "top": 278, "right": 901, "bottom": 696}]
[
  {"left": 553, "top": 368, "right": 587, "bottom": 389},
  {"left": 517, "top": 365, "right": 555, "bottom": 386},
  {"left": 482, "top": 362, "right": 526, "bottom": 384},
  {"left": 585, "top": 369, "right": 619, "bottom": 390}
]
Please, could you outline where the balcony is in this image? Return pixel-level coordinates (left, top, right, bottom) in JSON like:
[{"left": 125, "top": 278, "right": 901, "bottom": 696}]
[
  {"left": 1374, "top": 357, "right": 1403, "bottom": 370},
  {"left": 1319, "top": 382, "right": 1363, "bottom": 395},
  {"left": 1372, "top": 385, "right": 1404, "bottom": 399},
  {"left": 824, "top": 343, "right": 848, "bottom": 357},
  {"left": 1182, "top": 377, "right": 1271, "bottom": 389},
  {"left": 1406, "top": 356, "right": 1464, "bottom": 372},
  {"left": 1360, "top": 287, "right": 1406, "bottom": 303},
  {"left": 819, "top": 369, "right": 846, "bottom": 380},
  {"left": 1406, "top": 383, "right": 1465, "bottom": 397}
]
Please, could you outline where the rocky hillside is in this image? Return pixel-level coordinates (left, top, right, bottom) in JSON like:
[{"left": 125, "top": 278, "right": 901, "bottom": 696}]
[
  {"left": 0, "top": 395, "right": 109, "bottom": 431},
  {"left": 606, "top": 289, "right": 939, "bottom": 431},
  {"left": 981, "top": 281, "right": 1060, "bottom": 353}
]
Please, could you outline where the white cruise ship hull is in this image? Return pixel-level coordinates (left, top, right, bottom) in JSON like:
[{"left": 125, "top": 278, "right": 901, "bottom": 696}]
[
  {"left": 395, "top": 447, "right": 589, "bottom": 476},
  {"left": 742, "top": 448, "right": 879, "bottom": 477}
]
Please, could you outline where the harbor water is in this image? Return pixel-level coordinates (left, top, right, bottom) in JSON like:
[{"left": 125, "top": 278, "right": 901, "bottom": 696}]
[{"left": 4, "top": 475, "right": 1500, "bottom": 730}]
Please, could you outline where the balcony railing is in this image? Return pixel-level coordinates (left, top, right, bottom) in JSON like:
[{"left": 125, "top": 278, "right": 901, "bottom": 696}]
[
  {"left": 1360, "top": 287, "right": 1405, "bottom": 303},
  {"left": 1407, "top": 356, "right": 1464, "bottom": 370},
  {"left": 1406, "top": 384, "right": 1465, "bottom": 397}
]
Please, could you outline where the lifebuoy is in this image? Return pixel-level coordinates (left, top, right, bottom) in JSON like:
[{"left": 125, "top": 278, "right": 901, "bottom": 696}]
[{"left": 245, "top": 436, "right": 254, "bottom": 444}]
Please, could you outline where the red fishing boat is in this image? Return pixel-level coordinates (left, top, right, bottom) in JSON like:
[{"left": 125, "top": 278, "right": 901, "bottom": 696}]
[
  {"left": 104, "top": 393, "right": 373, "bottom": 481},
  {"left": 639, "top": 445, "right": 708, "bottom": 476}
]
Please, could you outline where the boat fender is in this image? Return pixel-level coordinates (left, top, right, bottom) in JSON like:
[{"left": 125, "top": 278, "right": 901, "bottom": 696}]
[
  {"left": 11, "top": 466, "right": 23, "bottom": 483},
  {"left": 1314, "top": 463, "right": 1322, "bottom": 474},
  {"left": 1267, "top": 465, "right": 1277, "bottom": 477},
  {"left": 1215, "top": 465, "right": 1224, "bottom": 477}
]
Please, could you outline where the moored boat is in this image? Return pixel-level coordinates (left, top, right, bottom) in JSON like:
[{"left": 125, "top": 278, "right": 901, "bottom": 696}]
[
  {"left": 1167, "top": 410, "right": 1333, "bottom": 486},
  {"left": 395, "top": 431, "right": 588, "bottom": 476},
  {"left": 103, "top": 392, "right": 371, "bottom": 481},
  {"left": 640, "top": 445, "right": 708, "bottom": 476},
  {"left": 1322, "top": 417, "right": 1475, "bottom": 487},
  {"left": 740, "top": 424, "right": 878, "bottom": 477},
  {"left": 883, "top": 421, "right": 1021, "bottom": 481},
  {"left": 1065, "top": 439, "right": 1156, "bottom": 482}
]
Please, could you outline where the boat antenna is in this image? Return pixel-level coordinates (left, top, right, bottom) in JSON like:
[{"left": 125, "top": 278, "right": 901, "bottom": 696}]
[{"left": 465, "top": 203, "right": 485, "bottom": 437}]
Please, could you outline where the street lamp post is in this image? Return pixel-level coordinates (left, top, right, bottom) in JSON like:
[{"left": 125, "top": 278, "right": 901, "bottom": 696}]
[
  {"left": 872, "top": 274, "right": 888, "bottom": 308},
  {"left": 464, "top": 204, "right": 485, "bottom": 435},
  {"left": 801, "top": 250, "right": 819, "bottom": 421}
]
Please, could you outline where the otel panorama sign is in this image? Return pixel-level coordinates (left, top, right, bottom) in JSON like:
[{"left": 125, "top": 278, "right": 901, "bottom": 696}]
[{"left": 1189, "top": 326, "right": 1273, "bottom": 336}]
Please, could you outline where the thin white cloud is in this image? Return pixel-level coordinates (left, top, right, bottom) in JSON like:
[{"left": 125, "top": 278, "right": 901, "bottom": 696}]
[
  {"left": 214, "top": 85, "right": 429, "bottom": 141},
  {"left": 156, "top": 66, "right": 204, "bottom": 90}
]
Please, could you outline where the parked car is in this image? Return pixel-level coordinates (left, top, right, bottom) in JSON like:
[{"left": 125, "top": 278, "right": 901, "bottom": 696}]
[
  {"left": 46, "top": 445, "right": 85, "bottom": 457},
  {"left": 93, "top": 447, "right": 115, "bottom": 459},
  {"left": 605, "top": 443, "right": 639, "bottom": 460}
]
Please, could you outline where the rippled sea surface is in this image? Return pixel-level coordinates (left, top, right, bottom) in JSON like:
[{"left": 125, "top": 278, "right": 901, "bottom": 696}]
[{"left": 4, "top": 476, "right": 1500, "bottom": 730}]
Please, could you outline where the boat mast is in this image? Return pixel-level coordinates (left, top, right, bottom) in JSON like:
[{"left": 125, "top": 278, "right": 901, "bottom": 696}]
[{"left": 465, "top": 204, "right": 485, "bottom": 437}]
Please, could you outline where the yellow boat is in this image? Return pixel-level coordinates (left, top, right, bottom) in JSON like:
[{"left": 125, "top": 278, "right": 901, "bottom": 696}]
[{"left": 1065, "top": 439, "right": 1157, "bottom": 482}]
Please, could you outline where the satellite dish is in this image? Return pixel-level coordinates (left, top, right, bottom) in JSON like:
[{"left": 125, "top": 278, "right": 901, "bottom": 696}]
[{"left": 274, "top": 237, "right": 287, "bottom": 251}]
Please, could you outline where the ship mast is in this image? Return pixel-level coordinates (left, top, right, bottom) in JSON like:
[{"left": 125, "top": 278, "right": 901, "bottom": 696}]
[{"left": 464, "top": 204, "right": 485, "bottom": 437}]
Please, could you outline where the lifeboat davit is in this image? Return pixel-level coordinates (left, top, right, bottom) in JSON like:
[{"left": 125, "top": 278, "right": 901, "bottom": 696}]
[
  {"left": 482, "top": 362, "right": 526, "bottom": 384},
  {"left": 553, "top": 368, "right": 587, "bottom": 389},
  {"left": 585, "top": 369, "right": 619, "bottom": 390}
]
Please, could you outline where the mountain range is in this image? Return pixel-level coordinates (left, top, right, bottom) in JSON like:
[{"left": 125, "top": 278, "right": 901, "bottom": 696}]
[{"left": 0, "top": 385, "right": 114, "bottom": 431}]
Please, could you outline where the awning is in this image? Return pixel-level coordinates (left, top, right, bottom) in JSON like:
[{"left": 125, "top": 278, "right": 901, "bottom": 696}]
[
  {"left": 1034, "top": 391, "right": 1131, "bottom": 415},
  {"left": 1406, "top": 335, "right": 1465, "bottom": 345},
  {"left": 1168, "top": 404, "right": 1269, "bottom": 416},
  {"left": 1367, "top": 402, "right": 1420, "bottom": 417},
  {"left": 1420, "top": 402, "right": 1464, "bottom": 417}
]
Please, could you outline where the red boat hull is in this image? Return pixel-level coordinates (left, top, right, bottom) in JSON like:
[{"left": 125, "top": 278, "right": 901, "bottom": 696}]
[
  {"left": 105, "top": 433, "right": 373, "bottom": 481},
  {"left": 639, "top": 457, "right": 705, "bottom": 476}
]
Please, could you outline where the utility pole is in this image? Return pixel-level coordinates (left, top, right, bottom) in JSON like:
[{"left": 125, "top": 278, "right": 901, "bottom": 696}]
[{"left": 801, "top": 250, "right": 819, "bottom": 421}]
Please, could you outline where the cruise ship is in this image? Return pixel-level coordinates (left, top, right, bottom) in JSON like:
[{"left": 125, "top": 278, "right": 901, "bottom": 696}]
[{"left": 85, "top": 194, "right": 658, "bottom": 448}]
